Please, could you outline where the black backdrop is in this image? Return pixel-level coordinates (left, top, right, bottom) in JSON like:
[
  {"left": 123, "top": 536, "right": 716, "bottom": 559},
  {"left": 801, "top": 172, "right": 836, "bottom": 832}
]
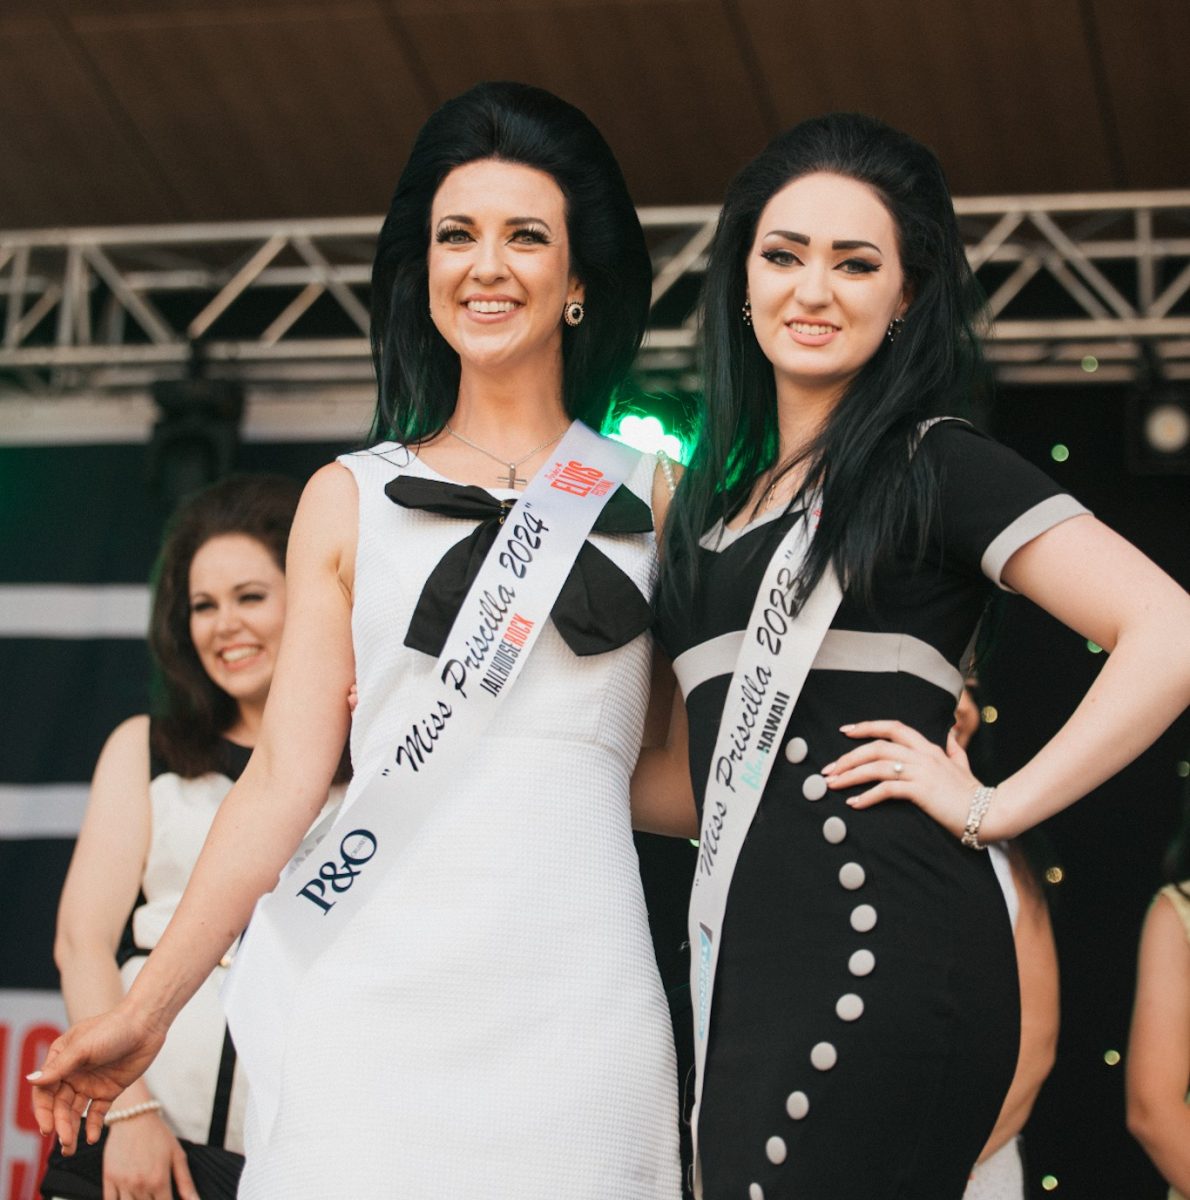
[{"left": 1, "top": 385, "right": 1187, "bottom": 1199}]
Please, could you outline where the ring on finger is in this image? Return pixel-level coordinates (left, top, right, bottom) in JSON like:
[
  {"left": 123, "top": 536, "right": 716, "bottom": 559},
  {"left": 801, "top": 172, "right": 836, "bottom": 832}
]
[{"left": 891, "top": 761, "right": 905, "bottom": 777}]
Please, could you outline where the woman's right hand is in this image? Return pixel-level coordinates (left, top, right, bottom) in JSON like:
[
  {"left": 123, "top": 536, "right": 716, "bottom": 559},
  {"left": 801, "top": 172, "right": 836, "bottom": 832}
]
[
  {"left": 30, "top": 1004, "right": 166, "bottom": 1152},
  {"left": 103, "top": 1112, "right": 199, "bottom": 1200}
]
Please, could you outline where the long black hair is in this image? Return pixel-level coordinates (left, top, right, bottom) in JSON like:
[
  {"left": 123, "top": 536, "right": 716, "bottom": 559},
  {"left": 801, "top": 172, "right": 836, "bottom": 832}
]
[
  {"left": 660, "top": 112, "right": 989, "bottom": 615},
  {"left": 369, "top": 81, "right": 652, "bottom": 443}
]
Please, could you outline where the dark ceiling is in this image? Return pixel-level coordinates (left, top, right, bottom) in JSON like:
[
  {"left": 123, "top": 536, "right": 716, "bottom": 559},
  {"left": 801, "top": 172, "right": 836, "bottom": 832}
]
[{"left": 1, "top": 0, "right": 1187, "bottom": 232}]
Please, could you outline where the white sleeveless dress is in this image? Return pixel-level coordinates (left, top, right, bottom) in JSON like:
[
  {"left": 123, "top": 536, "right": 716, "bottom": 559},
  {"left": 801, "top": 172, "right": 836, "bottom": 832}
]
[
  {"left": 237, "top": 442, "right": 681, "bottom": 1199},
  {"left": 122, "top": 750, "right": 250, "bottom": 1153}
]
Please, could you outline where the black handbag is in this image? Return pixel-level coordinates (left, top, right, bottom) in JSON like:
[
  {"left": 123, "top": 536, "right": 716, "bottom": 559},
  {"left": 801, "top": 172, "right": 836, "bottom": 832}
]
[
  {"left": 41, "top": 1026, "right": 243, "bottom": 1200},
  {"left": 39, "top": 1127, "right": 244, "bottom": 1200}
]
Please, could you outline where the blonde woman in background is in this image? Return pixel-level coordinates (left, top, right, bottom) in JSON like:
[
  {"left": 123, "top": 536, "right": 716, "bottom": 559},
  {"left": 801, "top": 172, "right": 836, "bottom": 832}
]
[{"left": 1127, "top": 797, "right": 1190, "bottom": 1199}]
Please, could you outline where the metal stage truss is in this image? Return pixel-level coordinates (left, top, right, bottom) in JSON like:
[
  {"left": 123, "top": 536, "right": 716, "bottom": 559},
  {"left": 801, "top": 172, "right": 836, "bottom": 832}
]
[{"left": 2, "top": 190, "right": 1189, "bottom": 399}]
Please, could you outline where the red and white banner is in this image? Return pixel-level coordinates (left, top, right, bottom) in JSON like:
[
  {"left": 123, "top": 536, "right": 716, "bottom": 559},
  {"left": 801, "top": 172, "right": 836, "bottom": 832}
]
[{"left": 0, "top": 991, "right": 66, "bottom": 1200}]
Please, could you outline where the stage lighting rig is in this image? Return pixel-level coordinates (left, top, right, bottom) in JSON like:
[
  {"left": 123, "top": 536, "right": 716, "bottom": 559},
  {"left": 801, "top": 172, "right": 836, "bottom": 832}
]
[{"left": 148, "top": 349, "right": 244, "bottom": 505}]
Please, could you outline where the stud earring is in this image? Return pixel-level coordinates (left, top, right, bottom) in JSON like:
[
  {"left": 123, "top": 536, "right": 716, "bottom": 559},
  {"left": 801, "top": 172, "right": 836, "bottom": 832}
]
[
  {"left": 742, "top": 298, "right": 753, "bottom": 327},
  {"left": 563, "top": 300, "right": 585, "bottom": 327},
  {"left": 886, "top": 316, "right": 905, "bottom": 342}
]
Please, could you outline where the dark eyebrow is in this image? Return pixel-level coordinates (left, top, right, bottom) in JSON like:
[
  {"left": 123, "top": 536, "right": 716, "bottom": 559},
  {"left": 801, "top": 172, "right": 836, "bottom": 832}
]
[
  {"left": 435, "top": 215, "right": 552, "bottom": 232},
  {"left": 763, "top": 230, "right": 882, "bottom": 254}
]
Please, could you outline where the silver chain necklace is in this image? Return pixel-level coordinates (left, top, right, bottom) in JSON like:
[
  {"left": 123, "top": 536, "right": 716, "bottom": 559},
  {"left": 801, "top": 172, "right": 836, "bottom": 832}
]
[{"left": 445, "top": 422, "right": 567, "bottom": 488}]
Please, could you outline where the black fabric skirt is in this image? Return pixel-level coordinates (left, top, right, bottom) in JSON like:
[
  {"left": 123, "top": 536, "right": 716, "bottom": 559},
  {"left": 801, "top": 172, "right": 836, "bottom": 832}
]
[{"left": 696, "top": 793, "right": 1019, "bottom": 1200}]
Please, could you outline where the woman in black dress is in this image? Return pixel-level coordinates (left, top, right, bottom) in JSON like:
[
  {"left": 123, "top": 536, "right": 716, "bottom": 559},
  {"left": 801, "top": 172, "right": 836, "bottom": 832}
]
[{"left": 638, "top": 114, "right": 1190, "bottom": 1198}]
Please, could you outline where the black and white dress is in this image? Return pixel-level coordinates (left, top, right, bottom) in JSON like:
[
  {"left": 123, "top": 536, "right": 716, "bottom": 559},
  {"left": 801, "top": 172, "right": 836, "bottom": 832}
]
[
  {"left": 657, "top": 423, "right": 1087, "bottom": 1200},
  {"left": 119, "top": 734, "right": 253, "bottom": 1153}
]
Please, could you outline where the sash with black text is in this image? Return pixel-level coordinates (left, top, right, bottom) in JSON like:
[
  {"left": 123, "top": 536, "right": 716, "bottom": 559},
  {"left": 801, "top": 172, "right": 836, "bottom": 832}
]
[{"left": 687, "top": 500, "right": 843, "bottom": 1197}]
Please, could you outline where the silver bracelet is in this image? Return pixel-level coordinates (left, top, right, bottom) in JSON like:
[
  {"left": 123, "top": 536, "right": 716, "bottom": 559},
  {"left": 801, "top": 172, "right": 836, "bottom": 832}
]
[
  {"left": 103, "top": 1099, "right": 163, "bottom": 1125},
  {"left": 961, "top": 785, "right": 996, "bottom": 850}
]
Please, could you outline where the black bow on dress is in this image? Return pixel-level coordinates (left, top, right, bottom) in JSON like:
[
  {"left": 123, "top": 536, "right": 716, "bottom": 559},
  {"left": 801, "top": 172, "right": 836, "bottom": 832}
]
[{"left": 385, "top": 475, "right": 654, "bottom": 658}]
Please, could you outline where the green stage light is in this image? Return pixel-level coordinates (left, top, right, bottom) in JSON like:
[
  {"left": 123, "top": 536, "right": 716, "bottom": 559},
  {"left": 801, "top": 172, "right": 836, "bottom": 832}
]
[{"left": 610, "top": 414, "right": 690, "bottom": 463}]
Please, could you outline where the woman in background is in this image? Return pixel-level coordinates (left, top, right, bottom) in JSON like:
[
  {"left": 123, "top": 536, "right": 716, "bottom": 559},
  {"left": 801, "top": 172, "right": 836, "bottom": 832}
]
[
  {"left": 1127, "top": 795, "right": 1190, "bottom": 1199},
  {"left": 955, "top": 687, "right": 1060, "bottom": 1200},
  {"left": 43, "top": 475, "right": 346, "bottom": 1200}
]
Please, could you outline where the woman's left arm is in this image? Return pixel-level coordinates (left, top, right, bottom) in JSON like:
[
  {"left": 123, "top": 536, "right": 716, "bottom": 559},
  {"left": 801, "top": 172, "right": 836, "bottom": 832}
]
[
  {"left": 1126, "top": 892, "right": 1190, "bottom": 1195},
  {"left": 984, "top": 514, "right": 1190, "bottom": 837},
  {"left": 827, "top": 515, "right": 1190, "bottom": 839},
  {"left": 629, "top": 453, "right": 699, "bottom": 837}
]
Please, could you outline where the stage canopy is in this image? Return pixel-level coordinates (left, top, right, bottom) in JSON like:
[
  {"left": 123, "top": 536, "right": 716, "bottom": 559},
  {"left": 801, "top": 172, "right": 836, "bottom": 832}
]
[{"left": 1, "top": 0, "right": 1187, "bottom": 229}]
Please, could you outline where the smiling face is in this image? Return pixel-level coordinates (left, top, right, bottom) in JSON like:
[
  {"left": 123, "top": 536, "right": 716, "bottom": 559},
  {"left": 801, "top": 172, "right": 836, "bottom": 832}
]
[
  {"left": 427, "top": 158, "right": 582, "bottom": 379},
  {"left": 188, "top": 533, "right": 286, "bottom": 714},
  {"left": 746, "top": 171, "right": 909, "bottom": 406}
]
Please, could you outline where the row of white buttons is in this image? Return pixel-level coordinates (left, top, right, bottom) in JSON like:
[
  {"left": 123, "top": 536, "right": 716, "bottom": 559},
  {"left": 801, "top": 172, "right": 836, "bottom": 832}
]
[{"left": 747, "top": 736, "right": 878, "bottom": 1195}]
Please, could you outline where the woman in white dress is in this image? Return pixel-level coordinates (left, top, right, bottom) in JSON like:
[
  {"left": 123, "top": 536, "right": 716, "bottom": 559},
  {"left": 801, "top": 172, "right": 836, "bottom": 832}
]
[
  {"left": 44, "top": 475, "right": 347, "bottom": 1200},
  {"left": 31, "top": 83, "right": 683, "bottom": 1198}
]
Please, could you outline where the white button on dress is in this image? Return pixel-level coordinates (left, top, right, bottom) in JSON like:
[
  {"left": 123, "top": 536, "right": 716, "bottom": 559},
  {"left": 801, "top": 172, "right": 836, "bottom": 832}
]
[
  {"left": 822, "top": 816, "right": 847, "bottom": 844},
  {"left": 838, "top": 862, "right": 865, "bottom": 890},
  {"left": 766, "top": 1135, "right": 788, "bottom": 1165},
  {"left": 786, "top": 1091, "right": 810, "bottom": 1120},
  {"left": 810, "top": 1041, "right": 838, "bottom": 1070},
  {"left": 802, "top": 773, "right": 828, "bottom": 801},
  {"left": 849, "top": 948, "right": 876, "bottom": 976},
  {"left": 784, "top": 737, "right": 808, "bottom": 764},
  {"left": 850, "top": 904, "right": 878, "bottom": 933},
  {"left": 836, "top": 993, "right": 865, "bottom": 1021}
]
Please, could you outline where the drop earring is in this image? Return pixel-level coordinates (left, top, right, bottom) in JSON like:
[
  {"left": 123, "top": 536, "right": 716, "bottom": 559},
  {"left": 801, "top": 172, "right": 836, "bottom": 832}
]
[
  {"left": 886, "top": 316, "right": 905, "bottom": 342},
  {"left": 742, "top": 298, "right": 753, "bottom": 326}
]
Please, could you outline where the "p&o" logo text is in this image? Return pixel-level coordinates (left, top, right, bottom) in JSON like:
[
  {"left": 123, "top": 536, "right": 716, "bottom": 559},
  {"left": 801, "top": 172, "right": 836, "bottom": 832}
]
[{"left": 297, "top": 829, "right": 377, "bottom": 914}]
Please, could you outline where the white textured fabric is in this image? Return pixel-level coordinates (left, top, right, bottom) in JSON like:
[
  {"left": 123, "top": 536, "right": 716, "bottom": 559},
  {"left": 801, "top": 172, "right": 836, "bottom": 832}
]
[
  {"left": 238, "top": 443, "right": 681, "bottom": 1199},
  {"left": 963, "top": 1136, "right": 1025, "bottom": 1199},
  {"left": 122, "top": 768, "right": 249, "bottom": 1151}
]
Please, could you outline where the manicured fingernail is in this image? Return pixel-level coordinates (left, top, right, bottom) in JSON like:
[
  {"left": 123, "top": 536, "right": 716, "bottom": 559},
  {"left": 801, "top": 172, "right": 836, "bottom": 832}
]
[
  {"left": 839, "top": 724, "right": 855, "bottom": 732},
  {"left": 822, "top": 761, "right": 837, "bottom": 775},
  {"left": 25, "top": 1071, "right": 42, "bottom": 1081},
  {"left": 846, "top": 797, "right": 859, "bottom": 806}
]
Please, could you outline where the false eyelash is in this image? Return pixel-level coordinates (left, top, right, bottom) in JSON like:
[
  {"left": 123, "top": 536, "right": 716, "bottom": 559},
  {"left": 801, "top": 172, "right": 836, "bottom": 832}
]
[{"left": 511, "top": 227, "right": 551, "bottom": 244}]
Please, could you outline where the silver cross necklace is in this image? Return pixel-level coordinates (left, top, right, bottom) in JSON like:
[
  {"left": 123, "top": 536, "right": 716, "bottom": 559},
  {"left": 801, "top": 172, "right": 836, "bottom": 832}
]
[{"left": 445, "top": 423, "right": 567, "bottom": 488}]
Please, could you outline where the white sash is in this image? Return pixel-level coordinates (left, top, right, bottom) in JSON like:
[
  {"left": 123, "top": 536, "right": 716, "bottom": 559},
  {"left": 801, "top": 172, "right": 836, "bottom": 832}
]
[
  {"left": 224, "top": 421, "right": 641, "bottom": 1141},
  {"left": 687, "top": 503, "right": 843, "bottom": 1196}
]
